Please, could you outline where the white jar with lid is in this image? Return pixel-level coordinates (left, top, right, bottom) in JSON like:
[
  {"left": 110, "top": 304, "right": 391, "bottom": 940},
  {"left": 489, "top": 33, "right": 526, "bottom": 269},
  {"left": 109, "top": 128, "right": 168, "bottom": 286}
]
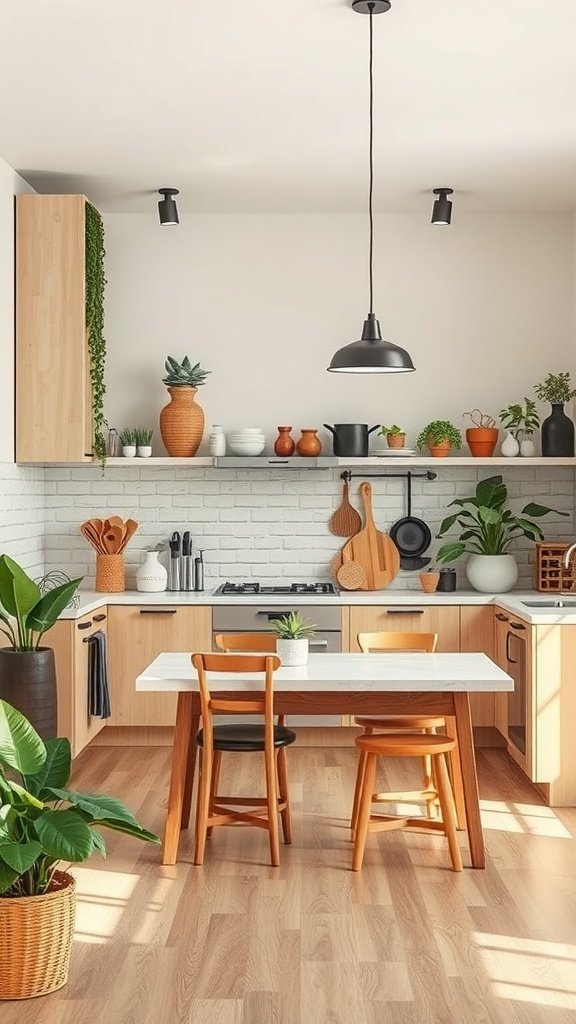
[{"left": 209, "top": 425, "right": 226, "bottom": 456}]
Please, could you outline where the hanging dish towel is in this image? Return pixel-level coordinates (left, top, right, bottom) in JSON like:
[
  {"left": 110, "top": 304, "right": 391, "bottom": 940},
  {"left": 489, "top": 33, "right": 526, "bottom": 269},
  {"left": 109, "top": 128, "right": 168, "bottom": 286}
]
[{"left": 87, "top": 631, "right": 111, "bottom": 719}]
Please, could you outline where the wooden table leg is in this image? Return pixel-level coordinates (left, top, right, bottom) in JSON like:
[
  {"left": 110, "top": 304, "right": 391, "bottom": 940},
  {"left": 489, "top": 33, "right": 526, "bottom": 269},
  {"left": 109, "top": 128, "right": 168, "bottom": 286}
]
[
  {"left": 444, "top": 715, "right": 467, "bottom": 831},
  {"left": 181, "top": 714, "right": 200, "bottom": 829},
  {"left": 453, "top": 692, "right": 485, "bottom": 869},
  {"left": 162, "top": 692, "right": 194, "bottom": 866}
]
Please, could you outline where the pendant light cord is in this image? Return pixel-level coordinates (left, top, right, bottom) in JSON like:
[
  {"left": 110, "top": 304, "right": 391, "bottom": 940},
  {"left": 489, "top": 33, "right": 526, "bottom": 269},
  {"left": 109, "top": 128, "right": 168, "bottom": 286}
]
[{"left": 367, "top": 3, "right": 375, "bottom": 314}]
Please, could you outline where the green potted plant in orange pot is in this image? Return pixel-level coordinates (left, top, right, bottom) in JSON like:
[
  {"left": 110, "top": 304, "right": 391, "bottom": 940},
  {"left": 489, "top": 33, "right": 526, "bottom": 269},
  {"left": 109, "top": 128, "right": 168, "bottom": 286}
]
[
  {"left": 417, "top": 420, "right": 462, "bottom": 458},
  {"left": 464, "top": 409, "right": 499, "bottom": 457}
]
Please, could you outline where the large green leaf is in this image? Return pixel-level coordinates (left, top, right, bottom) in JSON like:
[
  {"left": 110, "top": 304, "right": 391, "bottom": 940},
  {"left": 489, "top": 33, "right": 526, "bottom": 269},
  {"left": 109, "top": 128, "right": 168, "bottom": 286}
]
[
  {"left": 26, "top": 579, "right": 82, "bottom": 637},
  {"left": 90, "top": 828, "right": 107, "bottom": 857},
  {"left": 0, "top": 554, "right": 40, "bottom": 623},
  {"left": 34, "top": 808, "right": 94, "bottom": 862},
  {"left": 49, "top": 789, "right": 141, "bottom": 828},
  {"left": 478, "top": 506, "right": 502, "bottom": 526},
  {"left": 437, "top": 512, "right": 462, "bottom": 537},
  {"left": 0, "top": 840, "right": 42, "bottom": 873},
  {"left": 436, "top": 542, "right": 467, "bottom": 564},
  {"left": 521, "top": 502, "right": 569, "bottom": 519},
  {"left": 0, "top": 858, "right": 19, "bottom": 894},
  {"left": 0, "top": 700, "right": 46, "bottom": 774},
  {"left": 476, "top": 476, "right": 506, "bottom": 509},
  {"left": 24, "top": 738, "right": 71, "bottom": 798},
  {"left": 5, "top": 778, "right": 44, "bottom": 809},
  {"left": 513, "top": 518, "right": 544, "bottom": 540},
  {"left": 95, "top": 818, "right": 160, "bottom": 844}
]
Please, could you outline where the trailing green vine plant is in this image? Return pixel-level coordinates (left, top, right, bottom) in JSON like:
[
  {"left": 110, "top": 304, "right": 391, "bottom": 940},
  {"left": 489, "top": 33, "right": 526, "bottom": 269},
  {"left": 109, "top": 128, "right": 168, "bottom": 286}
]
[{"left": 85, "top": 203, "right": 107, "bottom": 466}]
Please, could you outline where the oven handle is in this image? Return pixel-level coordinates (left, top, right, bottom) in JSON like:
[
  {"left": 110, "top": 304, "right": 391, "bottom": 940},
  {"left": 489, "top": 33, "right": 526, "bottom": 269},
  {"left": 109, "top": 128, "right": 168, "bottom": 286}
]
[
  {"left": 256, "top": 610, "right": 295, "bottom": 620},
  {"left": 309, "top": 639, "right": 329, "bottom": 648},
  {"left": 506, "top": 630, "right": 519, "bottom": 665}
]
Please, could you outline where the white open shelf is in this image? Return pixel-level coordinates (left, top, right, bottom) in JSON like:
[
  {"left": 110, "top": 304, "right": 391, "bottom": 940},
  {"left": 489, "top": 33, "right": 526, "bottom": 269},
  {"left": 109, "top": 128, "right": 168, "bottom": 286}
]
[{"left": 29, "top": 455, "right": 576, "bottom": 469}]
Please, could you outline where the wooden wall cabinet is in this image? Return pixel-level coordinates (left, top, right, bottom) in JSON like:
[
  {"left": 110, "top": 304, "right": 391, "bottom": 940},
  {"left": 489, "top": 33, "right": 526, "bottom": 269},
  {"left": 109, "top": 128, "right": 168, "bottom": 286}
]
[{"left": 16, "top": 194, "right": 95, "bottom": 462}]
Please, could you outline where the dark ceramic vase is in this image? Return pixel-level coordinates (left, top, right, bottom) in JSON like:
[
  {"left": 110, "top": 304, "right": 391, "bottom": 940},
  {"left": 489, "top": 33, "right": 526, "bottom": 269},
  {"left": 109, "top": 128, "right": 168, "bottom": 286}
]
[
  {"left": 541, "top": 404, "right": 575, "bottom": 457},
  {"left": 0, "top": 647, "right": 57, "bottom": 739}
]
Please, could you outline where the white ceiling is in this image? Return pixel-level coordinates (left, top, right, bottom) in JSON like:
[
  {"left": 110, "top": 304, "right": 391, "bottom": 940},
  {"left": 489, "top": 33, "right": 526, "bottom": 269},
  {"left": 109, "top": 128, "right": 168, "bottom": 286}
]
[{"left": 1, "top": 0, "right": 576, "bottom": 213}]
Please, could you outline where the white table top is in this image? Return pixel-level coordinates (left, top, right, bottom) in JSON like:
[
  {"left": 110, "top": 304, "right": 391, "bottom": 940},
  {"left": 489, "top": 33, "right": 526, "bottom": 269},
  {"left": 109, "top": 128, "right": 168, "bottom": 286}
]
[{"left": 136, "top": 652, "right": 513, "bottom": 694}]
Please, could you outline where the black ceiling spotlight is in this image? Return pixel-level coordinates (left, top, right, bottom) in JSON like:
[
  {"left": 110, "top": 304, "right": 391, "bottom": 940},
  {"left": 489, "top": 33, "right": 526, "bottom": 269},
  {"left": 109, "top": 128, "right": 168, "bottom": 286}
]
[
  {"left": 327, "top": 1, "right": 414, "bottom": 375},
  {"left": 431, "top": 188, "right": 454, "bottom": 225},
  {"left": 158, "top": 188, "right": 179, "bottom": 225}
]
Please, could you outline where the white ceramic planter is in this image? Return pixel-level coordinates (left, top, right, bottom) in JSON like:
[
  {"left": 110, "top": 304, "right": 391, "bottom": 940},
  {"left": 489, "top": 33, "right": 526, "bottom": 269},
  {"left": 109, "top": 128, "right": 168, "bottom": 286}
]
[
  {"left": 520, "top": 438, "right": 536, "bottom": 457},
  {"left": 136, "top": 551, "right": 168, "bottom": 593},
  {"left": 137, "top": 446, "right": 152, "bottom": 458},
  {"left": 122, "top": 445, "right": 136, "bottom": 458},
  {"left": 276, "top": 638, "right": 309, "bottom": 666},
  {"left": 465, "top": 553, "right": 518, "bottom": 593},
  {"left": 501, "top": 432, "right": 520, "bottom": 457}
]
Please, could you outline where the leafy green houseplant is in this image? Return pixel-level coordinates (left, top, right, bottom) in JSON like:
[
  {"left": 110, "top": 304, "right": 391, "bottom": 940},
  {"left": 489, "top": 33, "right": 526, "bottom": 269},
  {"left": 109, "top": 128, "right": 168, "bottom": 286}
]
[
  {"left": 160, "top": 357, "right": 211, "bottom": 458},
  {"left": 416, "top": 420, "right": 462, "bottom": 457},
  {"left": 85, "top": 203, "right": 107, "bottom": 468},
  {"left": 534, "top": 371, "right": 576, "bottom": 458},
  {"left": 273, "top": 612, "right": 316, "bottom": 667},
  {"left": 380, "top": 424, "right": 406, "bottom": 449},
  {"left": 499, "top": 399, "right": 540, "bottom": 439},
  {"left": 0, "top": 699, "right": 158, "bottom": 998},
  {"left": 0, "top": 555, "right": 82, "bottom": 738},
  {"left": 436, "top": 475, "right": 567, "bottom": 592}
]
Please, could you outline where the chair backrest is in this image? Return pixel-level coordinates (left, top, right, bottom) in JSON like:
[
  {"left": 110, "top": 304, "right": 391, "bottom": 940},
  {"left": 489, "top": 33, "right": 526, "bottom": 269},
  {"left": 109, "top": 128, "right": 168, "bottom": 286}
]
[
  {"left": 191, "top": 652, "right": 281, "bottom": 752},
  {"left": 357, "top": 631, "right": 438, "bottom": 654},
  {"left": 214, "top": 632, "right": 277, "bottom": 653}
]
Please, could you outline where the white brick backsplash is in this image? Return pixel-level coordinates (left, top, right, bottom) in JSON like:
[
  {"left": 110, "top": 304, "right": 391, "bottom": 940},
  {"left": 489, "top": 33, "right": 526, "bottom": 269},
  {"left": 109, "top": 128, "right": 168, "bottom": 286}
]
[{"left": 0, "top": 464, "right": 45, "bottom": 579}]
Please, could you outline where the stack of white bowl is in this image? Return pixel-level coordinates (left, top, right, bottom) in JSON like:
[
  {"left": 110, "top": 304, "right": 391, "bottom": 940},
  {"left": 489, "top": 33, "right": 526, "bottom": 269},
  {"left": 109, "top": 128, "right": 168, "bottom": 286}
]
[{"left": 227, "top": 428, "right": 266, "bottom": 456}]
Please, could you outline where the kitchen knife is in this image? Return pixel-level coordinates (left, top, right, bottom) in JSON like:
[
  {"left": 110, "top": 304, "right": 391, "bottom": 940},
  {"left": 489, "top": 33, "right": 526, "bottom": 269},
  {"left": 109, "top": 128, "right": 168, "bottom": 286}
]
[{"left": 168, "top": 532, "right": 181, "bottom": 591}]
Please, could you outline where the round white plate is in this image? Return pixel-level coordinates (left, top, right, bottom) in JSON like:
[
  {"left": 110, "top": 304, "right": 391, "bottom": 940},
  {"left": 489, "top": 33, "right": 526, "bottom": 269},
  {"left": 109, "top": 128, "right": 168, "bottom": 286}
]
[{"left": 372, "top": 448, "right": 416, "bottom": 457}]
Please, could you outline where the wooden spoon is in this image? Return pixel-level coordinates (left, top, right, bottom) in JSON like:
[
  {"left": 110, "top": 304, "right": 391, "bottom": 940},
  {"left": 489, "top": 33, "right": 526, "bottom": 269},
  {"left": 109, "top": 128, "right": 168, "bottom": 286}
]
[
  {"left": 81, "top": 522, "right": 105, "bottom": 554},
  {"left": 102, "top": 525, "right": 123, "bottom": 554},
  {"left": 329, "top": 481, "right": 362, "bottom": 538},
  {"left": 119, "top": 519, "right": 139, "bottom": 551}
]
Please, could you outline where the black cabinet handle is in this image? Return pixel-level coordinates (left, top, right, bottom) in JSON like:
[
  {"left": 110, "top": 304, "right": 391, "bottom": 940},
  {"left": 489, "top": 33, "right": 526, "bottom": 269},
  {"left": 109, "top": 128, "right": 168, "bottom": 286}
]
[
  {"left": 386, "top": 608, "right": 425, "bottom": 615},
  {"left": 139, "top": 608, "right": 178, "bottom": 615},
  {"left": 78, "top": 620, "right": 92, "bottom": 630},
  {"left": 257, "top": 610, "right": 291, "bottom": 619},
  {"left": 510, "top": 621, "right": 526, "bottom": 630},
  {"left": 93, "top": 613, "right": 107, "bottom": 622},
  {"left": 495, "top": 613, "right": 509, "bottom": 621}
]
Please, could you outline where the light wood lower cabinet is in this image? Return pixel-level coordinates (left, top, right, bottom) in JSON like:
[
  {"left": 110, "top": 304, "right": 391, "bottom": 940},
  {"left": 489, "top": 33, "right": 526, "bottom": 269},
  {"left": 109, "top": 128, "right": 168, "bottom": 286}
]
[
  {"left": 349, "top": 605, "right": 460, "bottom": 652},
  {"left": 46, "top": 607, "right": 108, "bottom": 757},
  {"left": 107, "top": 605, "right": 212, "bottom": 727},
  {"left": 459, "top": 606, "right": 495, "bottom": 727}
]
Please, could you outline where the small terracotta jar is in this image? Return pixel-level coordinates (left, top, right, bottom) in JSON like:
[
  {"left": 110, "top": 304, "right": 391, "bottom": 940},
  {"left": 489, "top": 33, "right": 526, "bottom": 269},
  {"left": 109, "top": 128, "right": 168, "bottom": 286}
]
[
  {"left": 274, "top": 426, "right": 296, "bottom": 456},
  {"left": 296, "top": 429, "right": 322, "bottom": 457}
]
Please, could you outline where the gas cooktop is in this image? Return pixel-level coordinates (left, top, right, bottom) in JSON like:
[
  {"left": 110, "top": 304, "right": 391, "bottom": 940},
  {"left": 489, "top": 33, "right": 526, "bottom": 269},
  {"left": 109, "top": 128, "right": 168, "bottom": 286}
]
[{"left": 214, "top": 581, "right": 339, "bottom": 596}]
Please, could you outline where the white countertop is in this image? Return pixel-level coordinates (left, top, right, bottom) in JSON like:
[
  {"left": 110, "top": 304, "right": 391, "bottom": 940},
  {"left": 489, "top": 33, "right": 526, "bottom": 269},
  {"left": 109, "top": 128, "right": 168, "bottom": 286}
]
[
  {"left": 136, "top": 651, "right": 513, "bottom": 693},
  {"left": 60, "top": 588, "right": 576, "bottom": 625}
]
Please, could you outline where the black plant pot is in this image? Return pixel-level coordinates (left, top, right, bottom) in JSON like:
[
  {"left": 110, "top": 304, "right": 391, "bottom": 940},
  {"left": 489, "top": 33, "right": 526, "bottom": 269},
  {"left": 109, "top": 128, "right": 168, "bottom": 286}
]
[
  {"left": 541, "top": 403, "right": 575, "bottom": 457},
  {"left": 0, "top": 648, "right": 57, "bottom": 739}
]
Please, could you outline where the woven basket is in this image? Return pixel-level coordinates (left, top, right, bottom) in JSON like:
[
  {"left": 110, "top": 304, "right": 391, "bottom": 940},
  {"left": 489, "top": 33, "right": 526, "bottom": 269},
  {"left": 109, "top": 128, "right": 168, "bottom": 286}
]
[
  {"left": 95, "top": 553, "right": 125, "bottom": 593},
  {"left": 0, "top": 871, "right": 75, "bottom": 999}
]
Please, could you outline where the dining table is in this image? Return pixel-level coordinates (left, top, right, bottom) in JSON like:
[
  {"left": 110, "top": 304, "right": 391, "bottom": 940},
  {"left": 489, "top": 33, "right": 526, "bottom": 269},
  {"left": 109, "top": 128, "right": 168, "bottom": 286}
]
[{"left": 135, "top": 651, "right": 513, "bottom": 869}]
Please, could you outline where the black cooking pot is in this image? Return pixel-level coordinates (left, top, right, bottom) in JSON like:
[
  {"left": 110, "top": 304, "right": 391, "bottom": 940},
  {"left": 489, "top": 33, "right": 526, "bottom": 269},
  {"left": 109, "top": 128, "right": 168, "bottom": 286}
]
[{"left": 323, "top": 423, "right": 379, "bottom": 457}]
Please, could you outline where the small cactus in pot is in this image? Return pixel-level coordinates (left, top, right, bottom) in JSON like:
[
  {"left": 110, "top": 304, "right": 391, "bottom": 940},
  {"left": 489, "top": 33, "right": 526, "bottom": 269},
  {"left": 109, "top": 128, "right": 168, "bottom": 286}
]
[{"left": 160, "top": 356, "right": 210, "bottom": 457}]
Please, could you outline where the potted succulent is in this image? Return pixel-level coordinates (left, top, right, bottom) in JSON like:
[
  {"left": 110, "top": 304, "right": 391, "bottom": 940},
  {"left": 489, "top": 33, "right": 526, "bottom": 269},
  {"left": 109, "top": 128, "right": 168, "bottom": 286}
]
[
  {"left": 436, "top": 475, "right": 567, "bottom": 592},
  {"left": 463, "top": 409, "right": 499, "bottom": 458},
  {"left": 416, "top": 420, "right": 462, "bottom": 458},
  {"left": 273, "top": 612, "right": 316, "bottom": 667},
  {"left": 499, "top": 398, "right": 540, "bottom": 457},
  {"left": 534, "top": 372, "right": 576, "bottom": 457},
  {"left": 0, "top": 699, "right": 159, "bottom": 999},
  {"left": 380, "top": 424, "right": 406, "bottom": 449},
  {"left": 0, "top": 556, "right": 81, "bottom": 738},
  {"left": 120, "top": 427, "right": 137, "bottom": 457},
  {"left": 159, "top": 356, "right": 210, "bottom": 457},
  {"left": 135, "top": 427, "right": 153, "bottom": 457}
]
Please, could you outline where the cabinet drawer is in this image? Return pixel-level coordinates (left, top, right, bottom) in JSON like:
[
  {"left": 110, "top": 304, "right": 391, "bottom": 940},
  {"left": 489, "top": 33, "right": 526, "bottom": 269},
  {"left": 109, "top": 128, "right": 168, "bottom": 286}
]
[{"left": 349, "top": 606, "right": 460, "bottom": 652}]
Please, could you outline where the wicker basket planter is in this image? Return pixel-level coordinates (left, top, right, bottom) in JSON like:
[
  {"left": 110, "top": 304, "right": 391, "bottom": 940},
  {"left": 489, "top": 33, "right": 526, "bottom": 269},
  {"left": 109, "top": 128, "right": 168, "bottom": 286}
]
[{"left": 0, "top": 871, "right": 76, "bottom": 1000}]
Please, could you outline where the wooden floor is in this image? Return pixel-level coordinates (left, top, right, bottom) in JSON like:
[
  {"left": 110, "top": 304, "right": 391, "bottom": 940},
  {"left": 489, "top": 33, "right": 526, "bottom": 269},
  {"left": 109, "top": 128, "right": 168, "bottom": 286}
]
[{"left": 7, "top": 743, "right": 576, "bottom": 1024}]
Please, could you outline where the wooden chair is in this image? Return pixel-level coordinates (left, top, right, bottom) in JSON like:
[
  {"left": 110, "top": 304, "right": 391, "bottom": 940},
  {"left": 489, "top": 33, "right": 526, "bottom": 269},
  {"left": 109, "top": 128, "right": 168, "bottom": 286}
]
[
  {"left": 214, "top": 632, "right": 277, "bottom": 653},
  {"left": 351, "top": 631, "right": 447, "bottom": 828},
  {"left": 352, "top": 732, "right": 462, "bottom": 872},
  {"left": 192, "top": 652, "right": 296, "bottom": 867}
]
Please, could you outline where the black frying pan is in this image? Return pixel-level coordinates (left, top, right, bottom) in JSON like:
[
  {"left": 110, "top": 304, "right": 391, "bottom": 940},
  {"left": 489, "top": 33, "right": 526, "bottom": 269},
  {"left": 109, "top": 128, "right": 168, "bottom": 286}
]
[{"left": 389, "top": 472, "right": 432, "bottom": 570}]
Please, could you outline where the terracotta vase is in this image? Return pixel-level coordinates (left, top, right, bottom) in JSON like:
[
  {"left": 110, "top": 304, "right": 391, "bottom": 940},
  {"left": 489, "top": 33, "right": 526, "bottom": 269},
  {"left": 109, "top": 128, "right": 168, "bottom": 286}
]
[
  {"left": 466, "top": 427, "right": 499, "bottom": 457},
  {"left": 159, "top": 386, "right": 204, "bottom": 457},
  {"left": 427, "top": 441, "right": 451, "bottom": 458},
  {"left": 296, "top": 429, "right": 322, "bottom": 457},
  {"left": 274, "top": 426, "right": 296, "bottom": 456}
]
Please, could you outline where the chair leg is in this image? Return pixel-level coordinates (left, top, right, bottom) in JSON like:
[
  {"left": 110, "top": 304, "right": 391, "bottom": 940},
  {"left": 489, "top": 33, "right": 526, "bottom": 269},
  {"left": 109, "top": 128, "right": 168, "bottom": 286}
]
[
  {"left": 276, "top": 746, "right": 292, "bottom": 845},
  {"left": 194, "top": 748, "right": 212, "bottom": 866},
  {"left": 352, "top": 752, "right": 378, "bottom": 872},
  {"left": 424, "top": 727, "right": 438, "bottom": 819},
  {"left": 350, "top": 749, "right": 368, "bottom": 835},
  {"left": 207, "top": 750, "right": 222, "bottom": 840},
  {"left": 265, "top": 742, "right": 281, "bottom": 867},
  {"left": 434, "top": 753, "right": 463, "bottom": 872}
]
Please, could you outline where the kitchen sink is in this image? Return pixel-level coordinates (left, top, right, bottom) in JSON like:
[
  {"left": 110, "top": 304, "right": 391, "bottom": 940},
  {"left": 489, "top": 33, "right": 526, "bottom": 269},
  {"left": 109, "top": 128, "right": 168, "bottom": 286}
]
[{"left": 521, "top": 599, "right": 576, "bottom": 608}]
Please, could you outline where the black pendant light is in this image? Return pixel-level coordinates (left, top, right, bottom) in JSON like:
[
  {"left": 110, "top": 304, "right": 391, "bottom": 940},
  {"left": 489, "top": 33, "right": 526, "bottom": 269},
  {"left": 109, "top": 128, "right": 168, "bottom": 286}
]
[
  {"left": 327, "top": 1, "right": 415, "bottom": 374},
  {"left": 158, "top": 188, "right": 180, "bottom": 225},
  {"left": 431, "top": 187, "right": 453, "bottom": 225}
]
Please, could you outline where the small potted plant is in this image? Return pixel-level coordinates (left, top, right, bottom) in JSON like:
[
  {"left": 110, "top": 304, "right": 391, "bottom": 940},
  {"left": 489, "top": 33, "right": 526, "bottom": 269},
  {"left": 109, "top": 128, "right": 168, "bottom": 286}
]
[
  {"left": 135, "top": 427, "right": 153, "bottom": 457},
  {"left": 120, "top": 428, "right": 137, "bottom": 457},
  {"left": 499, "top": 398, "right": 540, "bottom": 457},
  {"left": 416, "top": 420, "right": 462, "bottom": 458},
  {"left": 160, "top": 356, "right": 210, "bottom": 457},
  {"left": 436, "top": 474, "right": 567, "bottom": 592},
  {"left": 0, "top": 699, "right": 159, "bottom": 999},
  {"left": 419, "top": 567, "right": 439, "bottom": 593},
  {"left": 534, "top": 371, "right": 576, "bottom": 457},
  {"left": 273, "top": 611, "right": 316, "bottom": 666},
  {"left": 463, "top": 409, "right": 499, "bottom": 457},
  {"left": 380, "top": 424, "right": 406, "bottom": 449}
]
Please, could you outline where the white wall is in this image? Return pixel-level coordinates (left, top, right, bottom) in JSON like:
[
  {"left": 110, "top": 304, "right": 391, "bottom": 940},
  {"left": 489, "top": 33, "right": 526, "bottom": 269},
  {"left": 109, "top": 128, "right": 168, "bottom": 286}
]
[{"left": 102, "top": 213, "right": 575, "bottom": 454}]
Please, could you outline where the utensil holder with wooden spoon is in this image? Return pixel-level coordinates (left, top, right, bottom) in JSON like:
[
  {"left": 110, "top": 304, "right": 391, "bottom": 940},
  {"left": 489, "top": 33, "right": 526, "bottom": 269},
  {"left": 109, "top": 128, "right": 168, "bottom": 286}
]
[{"left": 95, "top": 553, "right": 125, "bottom": 593}]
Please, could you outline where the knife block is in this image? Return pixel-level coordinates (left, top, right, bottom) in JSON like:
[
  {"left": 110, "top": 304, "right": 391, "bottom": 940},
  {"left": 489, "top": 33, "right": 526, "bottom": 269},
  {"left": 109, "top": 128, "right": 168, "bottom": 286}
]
[{"left": 95, "top": 553, "right": 125, "bottom": 593}]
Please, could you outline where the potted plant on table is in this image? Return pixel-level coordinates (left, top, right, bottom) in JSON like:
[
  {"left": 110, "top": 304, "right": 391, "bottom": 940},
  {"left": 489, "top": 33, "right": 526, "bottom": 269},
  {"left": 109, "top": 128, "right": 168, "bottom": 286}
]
[
  {"left": 463, "top": 409, "right": 499, "bottom": 457},
  {"left": 416, "top": 420, "right": 462, "bottom": 458},
  {"left": 534, "top": 371, "right": 576, "bottom": 457},
  {"left": 0, "top": 555, "right": 81, "bottom": 738},
  {"left": 0, "top": 699, "right": 159, "bottom": 999},
  {"left": 273, "top": 612, "right": 316, "bottom": 667},
  {"left": 436, "top": 475, "right": 568, "bottom": 592},
  {"left": 499, "top": 398, "right": 540, "bottom": 457},
  {"left": 379, "top": 424, "right": 406, "bottom": 449},
  {"left": 159, "top": 356, "right": 210, "bottom": 457}
]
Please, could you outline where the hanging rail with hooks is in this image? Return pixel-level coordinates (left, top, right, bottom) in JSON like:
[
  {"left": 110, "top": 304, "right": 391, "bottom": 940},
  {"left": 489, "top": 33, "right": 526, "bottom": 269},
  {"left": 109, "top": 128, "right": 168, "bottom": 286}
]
[{"left": 339, "top": 470, "right": 437, "bottom": 482}]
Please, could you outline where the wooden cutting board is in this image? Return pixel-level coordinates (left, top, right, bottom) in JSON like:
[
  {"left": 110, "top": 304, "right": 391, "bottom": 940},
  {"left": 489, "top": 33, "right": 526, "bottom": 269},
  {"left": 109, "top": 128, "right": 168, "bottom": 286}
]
[{"left": 340, "top": 482, "right": 400, "bottom": 590}]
